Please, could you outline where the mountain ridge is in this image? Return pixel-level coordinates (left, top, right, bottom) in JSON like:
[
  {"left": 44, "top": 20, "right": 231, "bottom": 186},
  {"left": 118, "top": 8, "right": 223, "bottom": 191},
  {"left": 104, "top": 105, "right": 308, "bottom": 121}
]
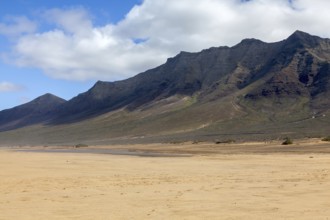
[{"left": 1, "top": 30, "right": 330, "bottom": 144}]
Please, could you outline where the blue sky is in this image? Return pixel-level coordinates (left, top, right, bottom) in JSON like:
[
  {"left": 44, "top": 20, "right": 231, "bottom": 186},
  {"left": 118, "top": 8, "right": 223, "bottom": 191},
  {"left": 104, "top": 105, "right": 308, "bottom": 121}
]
[
  {"left": 0, "top": 0, "right": 141, "bottom": 109},
  {"left": 0, "top": 0, "right": 141, "bottom": 24},
  {"left": 1, "top": 0, "right": 330, "bottom": 110}
]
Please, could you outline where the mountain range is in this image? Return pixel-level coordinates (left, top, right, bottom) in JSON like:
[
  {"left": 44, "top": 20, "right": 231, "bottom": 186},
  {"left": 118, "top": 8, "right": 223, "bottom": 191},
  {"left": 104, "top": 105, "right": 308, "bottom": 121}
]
[{"left": 1, "top": 30, "right": 330, "bottom": 145}]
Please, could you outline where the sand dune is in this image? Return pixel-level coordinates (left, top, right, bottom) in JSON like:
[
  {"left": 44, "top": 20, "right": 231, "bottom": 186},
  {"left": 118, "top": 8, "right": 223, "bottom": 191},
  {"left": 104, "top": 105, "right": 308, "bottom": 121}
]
[{"left": 1, "top": 144, "right": 330, "bottom": 219}]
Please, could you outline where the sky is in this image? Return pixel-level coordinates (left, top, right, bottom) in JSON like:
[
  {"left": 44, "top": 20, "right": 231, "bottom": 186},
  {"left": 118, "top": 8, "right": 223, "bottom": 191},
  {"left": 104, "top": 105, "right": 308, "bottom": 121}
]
[{"left": 1, "top": 0, "right": 330, "bottom": 110}]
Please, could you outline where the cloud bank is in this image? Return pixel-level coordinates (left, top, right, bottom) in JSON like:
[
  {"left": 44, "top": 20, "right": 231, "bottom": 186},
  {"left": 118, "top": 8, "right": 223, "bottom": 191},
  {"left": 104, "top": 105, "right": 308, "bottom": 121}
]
[{"left": 2, "top": 0, "right": 330, "bottom": 81}]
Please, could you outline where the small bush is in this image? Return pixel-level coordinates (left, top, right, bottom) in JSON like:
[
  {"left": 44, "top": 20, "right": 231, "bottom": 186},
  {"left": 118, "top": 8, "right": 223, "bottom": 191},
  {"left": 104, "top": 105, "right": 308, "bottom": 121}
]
[
  {"left": 215, "top": 139, "right": 235, "bottom": 144},
  {"left": 169, "top": 141, "right": 184, "bottom": 144},
  {"left": 75, "top": 143, "right": 88, "bottom": 148},
  {"left": 322, "top": 136, "right": 330, "bottom": 142},
  {"left": 282, "top": 137, "right": 293, "bottom": 145}
]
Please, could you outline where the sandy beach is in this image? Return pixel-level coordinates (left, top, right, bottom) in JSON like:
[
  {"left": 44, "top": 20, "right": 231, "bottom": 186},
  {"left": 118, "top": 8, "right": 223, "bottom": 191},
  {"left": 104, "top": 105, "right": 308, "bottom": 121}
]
[{"left": 1, "top": 141, "right": 330, "bottom": 219}]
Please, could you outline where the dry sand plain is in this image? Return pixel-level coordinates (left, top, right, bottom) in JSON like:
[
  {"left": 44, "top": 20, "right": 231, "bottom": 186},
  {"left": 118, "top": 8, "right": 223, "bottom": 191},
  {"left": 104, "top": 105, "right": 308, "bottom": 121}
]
[{"left": 1, "top": 140, "right": 330, "bottom": 219}]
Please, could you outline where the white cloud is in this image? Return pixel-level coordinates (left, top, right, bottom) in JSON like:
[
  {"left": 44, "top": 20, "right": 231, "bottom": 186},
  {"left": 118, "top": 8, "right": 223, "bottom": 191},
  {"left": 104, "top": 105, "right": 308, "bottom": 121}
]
[
  {"left": 42, "top": 8, "right": 93, "bottom": 36},
  {"left": 5, "top": 0, "right": 330, "bottom": 81},
  {"left": 0, "top": 82, "right": 24, "bottom": 92},
  {"left": 0, "top": 16, "right": 37, "bottom": 37}
]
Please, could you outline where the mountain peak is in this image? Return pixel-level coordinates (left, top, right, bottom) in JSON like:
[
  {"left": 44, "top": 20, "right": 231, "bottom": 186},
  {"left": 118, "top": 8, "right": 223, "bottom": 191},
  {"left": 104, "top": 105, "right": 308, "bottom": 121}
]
[
  {"left": 233, "top": 38, "right": 265, "bottom": 49},
  {"left": 33, "top": 93, "right": 66, "bottom": 105},
  {"left": 0, "top": 93, "right": 67, "bottom": 131},
  {"left": 95, "top": 80, "right": 107, "bottom": 85},
  {"left": 286, "top": 30, "right": 321, "bottom": 47},
  {"left": 240, "top": 38, "right": 263, "bottom": 44},
  {"left": 91, "top": 80, "right": 112, "bottom": 91},
  {"left": 291, "top": 30, "right": 311, "bottom": 37},
  {"left": 38, "top": 93, "right": 63, "bottom": 99}
]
